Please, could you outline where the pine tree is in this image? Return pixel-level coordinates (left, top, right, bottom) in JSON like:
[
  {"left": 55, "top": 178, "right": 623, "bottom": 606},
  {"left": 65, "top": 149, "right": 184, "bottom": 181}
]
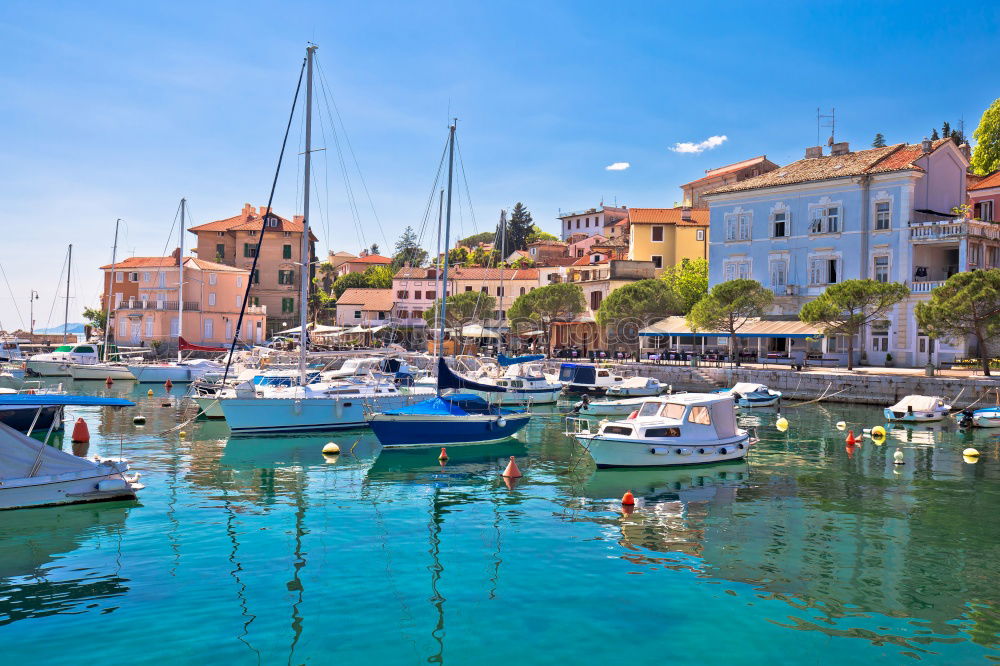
[
  {"left": 931, "top": 128, "right": 940, "bottom": 140},
  {"left": 392, "top": 225, "right": 427, "bottom": 269},
  {"left": 942, "top": 121, "right": 951, "bottom": 138},
  {"left": 508, "top": 202, "right": 534, "bottom": 251},
  {"left": 872, "top": 133, "right": 887, "bottom": 148}
]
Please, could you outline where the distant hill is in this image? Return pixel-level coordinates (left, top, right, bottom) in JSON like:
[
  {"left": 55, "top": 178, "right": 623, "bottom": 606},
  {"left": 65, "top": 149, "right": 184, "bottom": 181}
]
[{"left": 34, "top": 322, "right": 87, "bottom": 335}]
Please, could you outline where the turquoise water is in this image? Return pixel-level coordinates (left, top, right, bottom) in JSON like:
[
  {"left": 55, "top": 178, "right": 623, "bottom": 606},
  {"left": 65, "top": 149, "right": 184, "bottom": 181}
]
[{"left": 2, "top": 383, "right": 999, "bottom": 664}]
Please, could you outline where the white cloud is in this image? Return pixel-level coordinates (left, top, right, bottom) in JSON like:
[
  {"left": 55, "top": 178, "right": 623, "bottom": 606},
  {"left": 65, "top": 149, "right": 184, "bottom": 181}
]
[
  {"left": 605, "top": 162, "right": 630, "bottom": 171},
  {"left": 670, "top": 135, "right": 728, "bottom": 154}
]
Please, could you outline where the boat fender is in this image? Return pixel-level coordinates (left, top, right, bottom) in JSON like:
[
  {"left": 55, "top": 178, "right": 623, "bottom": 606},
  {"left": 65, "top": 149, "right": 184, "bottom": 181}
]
[
  {"left": 98, "top": 479, "right": 129, "bottom": 492},
  {"left": 628, "top": 410, "right": 638, "bottom": 420},
  {"left": 719, "top": 447, "right": 728, "bottom": 455},
  {"left": 697, "top": 448, "right": 706, "bottom": 455},
  {"left": 496, "top": 417, "right": 507, "bottom": 428},
  {"left": 737, "top": 443, "right": 744, "bottom": 450},
  {"left": 649, "top": 446, "right": 669, "bottom": 455},
  {"left": 675, "top": 448, "right": 692, "bottom": 456}
]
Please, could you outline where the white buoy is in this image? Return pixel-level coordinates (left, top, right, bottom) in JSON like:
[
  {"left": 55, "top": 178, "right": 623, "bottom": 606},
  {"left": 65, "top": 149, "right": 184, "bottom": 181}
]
[
  {"left": 836, "top": 421, "right": 846, "bottom": 431},
  {"left": 322, "top": 442, "right": 341, "bottom": 455},
  {"left": 963, "top": 447, "right": 980, "bottom": 457},
  {"left": 893, "top": 448, "right": 904, "bottom": 465}
]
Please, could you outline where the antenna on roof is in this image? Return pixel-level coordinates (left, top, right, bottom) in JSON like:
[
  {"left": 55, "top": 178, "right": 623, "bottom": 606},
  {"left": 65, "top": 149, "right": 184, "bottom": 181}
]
[{"left": 817, "top": 107, "right": 835, "bottom": 146}]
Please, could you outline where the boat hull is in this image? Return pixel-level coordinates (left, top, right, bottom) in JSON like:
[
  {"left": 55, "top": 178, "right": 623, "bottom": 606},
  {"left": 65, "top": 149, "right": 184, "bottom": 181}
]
[
  {"left": 883, "top": 408, "right": 947, "bottom": 422},
  {"left": 737, "top": 396, "right": 780, "bottom": 408},
  {"left": 562, "top": 384, "right": 611, "bottom": 396},
  {"left": 127, "top": 365, "right": 214, "bottom": 383},
  {"left": 220, "top": 392, "right": 429, "bottom": 434},
  {"left": 69, "top": 365, "right": 136, "bottom": 381},
  {"left": 0, "top": 469, "right": 137, "bottom": 510},
  {"left": 606, "top": 386, "right": 661, "bottom": 397},
  {"left": 576, "top": 432, "right": 752, "bottom": 468},
  {"left": 194, "top": 396, "right": 226, "bottom": 418},
  {"left": 25, "top": 360, "right": 71, "bottom": 377},
  {"left": 369, "top": 412, "right": 530, "bottom": 447},
  {"left": 575, "top": 399, "right": 648, "bottom": 417},
  {"left": 0, "top": 405, "right": 63, "bottom": 431},
  {"left": 466, "top": 387, "right": 562, "bottom": 405}
]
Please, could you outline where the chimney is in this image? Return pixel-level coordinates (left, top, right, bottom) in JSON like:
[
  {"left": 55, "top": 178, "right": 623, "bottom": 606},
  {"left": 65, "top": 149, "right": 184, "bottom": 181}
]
[
  {"left": 805, "top": 146, "right": 823, "bottom": 159},
  {"left": 360, "top": 248, "right": 368, "bottom": 257},
  {"left": 959, "top": 143, "right": 971, "bottom": 160},
  {"left": 259, "top": 206, "right": 268, "bottom": 216},
  {"left": 830, "top": 142, "right": 850, "bottom": 156},
  {"left": 922, "top": 137, "right": 932, "bottom": 153},
  {"left": 293, "top": 214, "right": 304, "bottom": 224},
  {"left": 242, "top": 203, "right": 254, "bottom": 217},
  {"left": 681, "top": 206, "right": 692, "bottom": 221}
]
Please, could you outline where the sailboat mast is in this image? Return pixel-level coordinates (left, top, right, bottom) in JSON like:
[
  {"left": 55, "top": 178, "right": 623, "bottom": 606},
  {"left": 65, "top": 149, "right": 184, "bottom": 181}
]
[
  {"left": 178, "top": 198, "right": 185, "bottom": 362},
  {"left": 298, "top": 45, "right": 316, "bottom": 386},
  {"left": 499, "top": 209, "right": 506, "bottom": 353},
  {"left": 103, "top": 220, "right": 120, "bottom": 358},
  {"left": 63, "top": 244, "right": 72, "bottom": 343},
  {"left": 437, "top": 122, "right": 456, "bottom": 368},
  {"left": 435, "top": 188, "right": 444, "bottom": 328}
]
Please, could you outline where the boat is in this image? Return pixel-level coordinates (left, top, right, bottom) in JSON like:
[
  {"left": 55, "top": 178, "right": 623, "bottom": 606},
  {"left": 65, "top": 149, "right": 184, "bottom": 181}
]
[
  {"left": 0, "top": 385, "right": 67, "bottom": 431},
  {"left": 128, "top": 356, "right": 225, "bottom": 383},
  {"left": 956, "top": 407, "right": 1000, "bottom": 428},
  {"left": 570, "top": 394, "right": 651, "bottom": 417},
  {"left": 714, "top": 382, "right": 782, "bottom": 408},
  {"left": 567, "top": 393, "right": 755, "bottom": 468},
  {"left": 884, "top": 395, "right": 950, "bottom": 422},
  {"left": 461, "top": 354, "right": 562, "bottom": 405},
  {"left": 369, "top": 121, "right": 530, "bottom": 448},
  {"left": 26, "top": 342, "right": 103, "bottom": 377},
  {"left": 68, "top": 363, "right": 136, "bottom": 381},
  {"left": 558, "top": 363, "right": 653, "bottom": 396},
  {"left": 0, "top": 336, "right": 26, "bottom": 363},
  {"left": 0, "top": 394, "right": 143, "bottom": 510},
  {"left": 606, "top": 376, "right": 665, "bottom": 397}
]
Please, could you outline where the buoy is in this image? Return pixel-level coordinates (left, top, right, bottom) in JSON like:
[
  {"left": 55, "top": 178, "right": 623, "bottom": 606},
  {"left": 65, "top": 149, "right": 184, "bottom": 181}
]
[
  {"left": 846, "top": 430, "right": 857, "bottom": 445},
  {"left": 621, "top": 490, "right": 635, "bottom": 506},
  {"left": 147, "top": 389, "right": 154, "bottom": 396},
  {"left": 322, "top": 442, "right": 341, "bottom": 455},
  {"left": 502, "top": 456, "right": 522, "bottom": 478},
  {"left": 438, "top": 447, "right": 448, "bottom": 461},
  {"left": 164, "top": 379, "right": 173, "bottom": 391},
  {"left": 776, "top": 416, "right": 789, "bottom": 432},
  {"left": 71, "top": 417, "right": 90, "bottom": 443},
  {"left": 836, "top": 421, "right": 846, "bottom": 430},
  {"left": 179, "top": 430, "right": 187, "bottom": 439},
  {"left": 963, "top": 447, "right": 980, "bottom": 458},
  {"left": 133, "top": 415, "right": 146, "bottom": 425},
  {"left": 872, "top": 425, "right": 887, "bottom": 438},
  {"left": 105, "top": 376, "right": 113, "bottom": 386},
  {"left": 628, "top": 410, "right": 638, "bottom": 420},
  {"left": 893, "top": 448, "right": 904, "bottom": 465}
]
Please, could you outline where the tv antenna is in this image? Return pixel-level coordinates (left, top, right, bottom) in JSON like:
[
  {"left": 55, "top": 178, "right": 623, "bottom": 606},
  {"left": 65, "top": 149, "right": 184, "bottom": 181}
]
[{"left": 817, "top": 107, "right": 835, "bottom": 146}]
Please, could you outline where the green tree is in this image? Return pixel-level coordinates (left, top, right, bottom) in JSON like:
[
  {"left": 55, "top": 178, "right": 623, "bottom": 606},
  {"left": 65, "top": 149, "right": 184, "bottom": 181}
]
[
  {"left": 596, "top": 279, "right": 677, "bottom": 328},
  {"left": 447, "top": 246, "right": 470, "bottom": 266},
  {"left": 508, "top": 202, "right": 534, "bottom": 251},
  {"left": 942, "top": 121, "right": 951, "bottom": 139},
  {"left": 469, "top": 246, "right": 498, "bottom": 267},
  {"left": 687, "top": 279, "right": 773, "bottom": 366},
  {"left": 915, "top": 270, "right": 1000, "bottom": 376},
  {"left": 660, "top": 258, "right": 708, "bottom": 314},
  {"left": 392, "top": 226, "right": 428, "bottom": 269},
  {"left": 457, "top": 231, "right": 495, "bottom": 248},
  {"left": 799, "top": 279, "right": 909, "bottom": 371},
  {"left": 508, "top": 283, "right": 585, "bottom": 332},
  {"left": 525, "top": 225, "right": 558, "bottom": 245},
  {"left": 331, "top": 271, "right": 368, "bottom": 299},
  {"left": 82, "top": 306, "right": 107, "bottom": 332},
  {"left": 972, "top": 98, "right": 1000, "bottom": 175},
  {"left": 316, "top": 261, "right": 336, "bottom": 292},
  {"left": 931, "top": 128, "right": 940, "bottom": 140},
  {"left": 363, "top": 264, "right": 393, "bottom": 289},
  {"left": 308, "top": 287, "right": 336, "bottom": 324},
  {"left": 510, "top": 256, "right": 535, "bottom": 269},
  {"left": 369, "top": 243, "right": 380, "bottom": 255},
  {"left": 423, "top": 291, "right": 497, "bottom": 328},
  {"left": 872, "top": 133, "right": 887, "bottom": 148}
]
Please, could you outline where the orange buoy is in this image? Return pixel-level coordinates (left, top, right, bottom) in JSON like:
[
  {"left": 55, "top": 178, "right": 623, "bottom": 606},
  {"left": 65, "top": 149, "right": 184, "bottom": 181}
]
[
  {"left": 71, "top": 417, "right": 90, "bottom": 443},
  {"left": 628, "top": 410, "right": 638, "bottom": 420},
  {"left": 621, "top": 490, "right": 636, "bottom": 506},
  {"left": 164, "top": 379, "right": 173, "bottom": 391},
  {"left": 105, "top": 376, "right": 113, "bottom": 386},
  {"left": 438, "top": 447, "right": 448, "bottom": 461},
  {"left": 502, "top": 456, "right": 522, "bottom": 478},
  {"left": 846, "top": 430, "right": 857, "bottom": 445}
]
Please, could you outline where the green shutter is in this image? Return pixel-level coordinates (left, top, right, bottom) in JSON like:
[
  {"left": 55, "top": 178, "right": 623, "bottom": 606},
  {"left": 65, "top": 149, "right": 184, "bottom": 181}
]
[{"left": 283, "top": 244, "right": 292, "bottom": 259}]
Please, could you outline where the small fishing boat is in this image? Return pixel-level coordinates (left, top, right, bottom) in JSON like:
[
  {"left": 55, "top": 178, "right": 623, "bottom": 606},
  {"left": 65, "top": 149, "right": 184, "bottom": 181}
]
[
  {"left": 571, "top": 394, "right": 650, "bottom": 417},
  {"left": 68, "top": 363, "right": 136, "bottom": 381},
  {"left": 606, "top": 376, "right": 665, "bottom": 397},
  {"left": 0, "top": 385, "right": 67, "bottom": 431},
  {"left": 128, "top": 356, "right": 225, "bottom": 383},
  {"left": 713, "top": 382, "right": 782, "bottom": 408},
  {"left": 884, "top": 395, "right": 950, "bottom": 422},
  {"left": 463, "top": 354, "right": 563, "bottom": 405},
  {"left": 559, "top": 363, "right": 656, "bottom": 396},
  {"left": 956, "top": 407, "right": 1000, "bottom": 428},
  {"left": 0, "top": 394, "right": 143, "bottom": 510},
  {"left": 567, "top": 393, "right": 754, "bottom": 468}
]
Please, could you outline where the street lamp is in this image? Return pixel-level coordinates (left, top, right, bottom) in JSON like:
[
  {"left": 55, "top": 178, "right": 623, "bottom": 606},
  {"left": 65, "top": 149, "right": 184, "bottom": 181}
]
[{"left": 29, "top": 290, "right": 39, "bottom": 335}]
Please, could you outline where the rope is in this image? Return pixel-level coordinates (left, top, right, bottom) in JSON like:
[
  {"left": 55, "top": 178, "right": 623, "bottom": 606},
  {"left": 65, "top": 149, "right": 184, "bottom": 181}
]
[{"left": 160, "top": 398, "right": 218, "bottom": 435}]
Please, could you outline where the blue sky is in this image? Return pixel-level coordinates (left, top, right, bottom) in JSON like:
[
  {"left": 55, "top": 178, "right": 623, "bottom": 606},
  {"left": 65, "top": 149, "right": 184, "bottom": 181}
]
[{"left": 1, "top": 1, "right": 998, "bottom": 329}]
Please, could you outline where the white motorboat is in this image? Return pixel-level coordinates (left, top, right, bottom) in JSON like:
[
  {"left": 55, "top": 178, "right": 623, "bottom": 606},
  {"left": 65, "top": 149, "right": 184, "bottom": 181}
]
[
  {"left": 571, "top": 395, "right": 650, "bottom": 417},
  {"left": 127, "top": 358, "right": 225, "bottom": 383},
  {"left": 567, "top": 393, "right": 754, "bottom": 468},
  {"left": 26, "top": 342, "right": 103, "bottom": 377},
  {"left": 884, "top": 395, "right": 950, "bottom": 422},
  {"left": 460, "top": 355, "right": 562, "bottom": 405},
  {"left": 955, "top": 407, "right": 1000, "bottom": 428},
  {"left": 0, "top": 394, "right": 143, "bottom": 510},
  {"left": 559, "top": 363, "right": 646, "bottom": 396},
  {"left": 0, "top": 336, "right": 26, "bottom": 363},
  {"left": 715, "top": 382, "right": 782, "bottom": 408},
  {"left": 606, "top": 377, "right": 665, "bottom": 397},
  {"left": 68, "top": 362, "right": 136, "bottom": 381}
]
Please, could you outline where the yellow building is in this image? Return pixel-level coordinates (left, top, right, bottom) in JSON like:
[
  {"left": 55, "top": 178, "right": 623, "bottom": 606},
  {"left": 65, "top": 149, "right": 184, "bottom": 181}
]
[{"left": 626, "top": 207, "right": 709, "bottom": 275}]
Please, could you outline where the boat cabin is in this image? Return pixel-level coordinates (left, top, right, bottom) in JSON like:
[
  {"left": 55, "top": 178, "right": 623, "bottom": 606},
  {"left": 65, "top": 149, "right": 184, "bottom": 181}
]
[{"left": 602, "top": 393, "right": 740, "bottom": 443}]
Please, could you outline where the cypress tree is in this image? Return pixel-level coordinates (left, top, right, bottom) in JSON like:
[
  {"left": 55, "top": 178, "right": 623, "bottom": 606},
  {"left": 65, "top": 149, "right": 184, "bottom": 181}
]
[
  {"left": 872, "top": 133, "right": 887, "bottom": 148},
  {"left": 931, "top": 128, "right": 940, "bottom": 140},
  {"left": 508, "top": 202, "right": 534, "bottom": 251}
]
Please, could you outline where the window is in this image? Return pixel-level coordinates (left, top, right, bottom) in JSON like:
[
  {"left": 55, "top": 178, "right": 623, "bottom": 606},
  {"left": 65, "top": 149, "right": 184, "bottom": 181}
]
[
  {"left": 251, "top": 269, "right": 259, "bottom": 284},
  {"left": 283, "top": 244, "right": 292, "bottom": 259},
  {"left": 119, "top": 320, "right": 127, "bottom": 337},
  {"left": 353, "top": 310, "right": 362, "bottom": 319},
  {"left": 589, "top": 290, "right": 603, "bottom": 310},
  {"left": 696, "top": 229, "right": 705, "bottom": 241},
  {"left": 236, "top": 276, "right": 243, "bottom": 287},
  {"left": 874, "top": 255, "right": 890, "bottom": 282},
  {"left": 810, "top": 206, "right": 840, "bottom": 234},
  {"left": 204, "top": 318, "right": 214, "bottom": 338},
  {"left": 244, "top": 243, "right": 257, "bottom": 258},
  {"left": 235, "top": 294, "right": 242, "bottom": 307},
  {"left": 723, "top": 260, "right": 751, "bottom": 281},
  {"left": 481, "top": 286, "right": 488, "bottom": 293},
  {"left": 115, "top": 271, "right": 123, "bottom": 283},
  {"left": 645, "top": 427, "right": 680, "bottom": 437},
  {"left": 576, "top": 220, "right": 580, "bottom": 229},
  {"left": 145, "top": 318, "right": 153, "bottom": 337},
  {"left": 252, "top": 297, "right": 259, "bottom": 306},
  {"left": 871, "top": 320, "right": 890, "bottom": 352},
  {"left": 217, "top": 231, "right": 224, "bottom": 237},
  {"left": 215, "top": 244, "right": 226, "bottom": 260},
  {"left": 651, "top": 226, "right": 664, "bottom": 242},
  {"left": 426, "top": 290, "right": 436, "bottom": 300},
  {"left": 396, "top": 290, "right": 409, "bottom": 299},
  {"left": 688, "top": 406, "right": 712, "bottom": 425},
  {"left": 566, "top": 220, "right": 571, "bottom": 230},
  {"left": 129, "top": 272, "right": 139, "bottom": 282},
  {"left": 208, "top": 292, "right": 216, "bottom": 306},
  {"left": 278, "top": 270, "right": 295, "bottom": 285},
  {"left": 208, "top": 272, "right": 217, "bottom": 286},
  {"left": 651, "top": 255, "right": 663, "bottom": 269},
  {"left": 142, "top": 272, "right": 151, "bottom": 282},
  {"left": 875, "top": 201, "right": 891, "bottom": 230},
  {"left": 248, "top": 230, "right": 257, "bottom": 237},
  {"left": 282, "top": 298, "right": 295, "bottom": 313},
  {"left": 413, "top": 290, "right": 422, "bottom": 300},
  {"left": 769, "top": 259, "right": 787, "bottom": 289},
  {"left": 725, "top": 211, "right": 751, "bottom": 241},
  {"left": 519, "top": 287, "right": 526, "bottom": 296},
  {"left": 979, "top": 200, "right": 995, "bottom": 223},
  {"left": 465, "top": 286, "right": 473, "bottom": 292},
  {"left": 497, "top": 286, "right": 504, "bottom": 297},
  {"left": 266, "top": 217, "right": 279, "bottom": 228},
  {"left": 810, "top": 257, "right": 839, "bottom": 285},
  {"left": 771, "top": 210, "right": 789, "bottom": 237}
]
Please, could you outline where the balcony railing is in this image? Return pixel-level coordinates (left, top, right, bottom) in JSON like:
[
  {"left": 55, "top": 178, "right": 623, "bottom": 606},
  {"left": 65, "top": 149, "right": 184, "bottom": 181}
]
[
  {"left": 117, "top": 301, "right": 200, "bottom": 311},
  {"left": 910, "top": 280, "right": 945, "bottom": 294},
  {"left": 245, "top": 304, "right": 267, "bottom": 315},
  {"left": 909, "top": 219, "right": 1000, "bottom": 243}
]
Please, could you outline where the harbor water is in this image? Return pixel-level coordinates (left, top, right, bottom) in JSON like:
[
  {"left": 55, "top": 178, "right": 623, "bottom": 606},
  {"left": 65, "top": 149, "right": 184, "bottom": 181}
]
[{"left": 1, "top": 383, "right": 998, "bottom": 663}]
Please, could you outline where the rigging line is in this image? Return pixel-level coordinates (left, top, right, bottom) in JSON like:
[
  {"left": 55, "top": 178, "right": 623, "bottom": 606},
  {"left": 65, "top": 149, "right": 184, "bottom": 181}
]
[
  {"left": 315, "top": 57, "right": 389, "bottom": 251},
  {"left": 308, "top": 95, "right": 336, "bottom": 253},
  {"left": 158, "top": 199, "right": 184, "bottom": 262},
  {"left": 43, "top": 248, "right": 69, "bottom": 332},
  {"left": 0, "top": 262, "right": 26, "bottom": 330},
  {"left": 454, "top": 134, "right": 479, "bottom": 240},
  {"left": 221, "top": 56, "right": 307, "bottom": 384}
]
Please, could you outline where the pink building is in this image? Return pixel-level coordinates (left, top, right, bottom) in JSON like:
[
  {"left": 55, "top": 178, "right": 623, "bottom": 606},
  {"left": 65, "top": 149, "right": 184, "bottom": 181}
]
[
  {"left": 100, "top": 253, "right": 266, "bottom": 348},
  {"left": 334, "top": 252, "right": 393, "bottom": 277},
  {"left": 969, "top": 170, "right": 1000, "bottom": 223}
]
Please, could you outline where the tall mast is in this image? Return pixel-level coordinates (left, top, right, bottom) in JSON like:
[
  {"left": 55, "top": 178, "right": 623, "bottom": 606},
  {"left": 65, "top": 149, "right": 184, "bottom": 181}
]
[
  {"left": 178, "top": 198, "right": 185, "bottom": 362},
  {"left": 63, "top": 244, "right": 72, "bottom": 343},
  {"left": 437, "top": 121, "right": 456, "bottom": 390},
  {"left": 435, "top": 188, "right": 444, "bottom": 328},
  {"left": 103, "top": 220, "right": 120, "bottom": 359},
  {"left": 298, "top": 45, "right": 317, "bottom": 386},
  {"left": 499, "top": 209, "right": 506, "bottom": 353}
]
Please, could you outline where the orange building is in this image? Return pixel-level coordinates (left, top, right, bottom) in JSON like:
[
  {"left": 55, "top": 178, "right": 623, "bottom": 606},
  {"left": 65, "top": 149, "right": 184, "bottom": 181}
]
[{"left": 100, "top": 252, "right": 266, "bottom": 348}]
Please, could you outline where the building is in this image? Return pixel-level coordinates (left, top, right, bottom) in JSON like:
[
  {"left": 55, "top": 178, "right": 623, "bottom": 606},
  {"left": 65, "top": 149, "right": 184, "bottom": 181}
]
[
  {"left": 703, "top": 138, "right": 974, "bottom": 366},
  {"left": 627, "top": 207, "right": 709, "bottom": 274},
  {"left": 557, "top": 205, "right": 628, "bottom": 241},
  {"left": 680, "top": 156, "right": 779, "bottom": 207},
  {"left": 391, "top": 266, "right": 540, "bottom": 327},
  {"left": 327, "top": 250, "right": 358, "bottom": 271},
  {"left": 527, "top": 239, "right": 570, "bottom": 265},
  {"left": 100, "top": 252, "right": 266, "bottom": 348},
  {"left": 334, "top": 288, "right": 394, "bottom": 326},
  {"left": 188, "top": 203, "right": 317, "bottom": 335},
  {"left": 968, "top": 170, "right": 999, "bottom": 223},
  {"left": 334, "top": 251, "right": 393, "bottom": 277}
]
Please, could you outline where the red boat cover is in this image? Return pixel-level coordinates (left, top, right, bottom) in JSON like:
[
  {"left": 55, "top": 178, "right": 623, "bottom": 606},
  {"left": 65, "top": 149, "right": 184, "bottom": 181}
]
[{"left": 178, "top": 336, "right": 228, "bottom": 352}]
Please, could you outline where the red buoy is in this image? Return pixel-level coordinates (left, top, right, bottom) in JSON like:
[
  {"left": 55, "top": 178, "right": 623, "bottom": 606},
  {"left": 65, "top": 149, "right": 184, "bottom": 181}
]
[
  {"left": 846, "top": 430, "right": 857, "bottom": 445},
  {"left": 621, "top": 490, "right": 636, "bottom": 506},
  {"left": 502, "top": 456, "right": 522, "bottom": 478},
  {"left": 164, "top": 379, "right": 173, "bottom": 391},
  {"left": 71, "top": 417, "right": 90, "bottom": 444},
  {"left": 438, "top": 447, "right": 448, "bottom": 461},
  {"left": 105, "top": 376, "right": 113, "bottom": 386}
]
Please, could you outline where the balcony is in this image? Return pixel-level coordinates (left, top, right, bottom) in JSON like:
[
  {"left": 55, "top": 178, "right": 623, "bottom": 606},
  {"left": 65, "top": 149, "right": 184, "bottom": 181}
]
[
  {"left": 910, "top": 280, "right": 945, "bottom": 294},
  {"left": 117, "top": 300, "right": 200, "bottom": 311},
  {"left": 246, "top": 304, "right": 267, "bottom": 315},
  {"left": 909, "top": 219, "right": 1000, "bottom": 243}
]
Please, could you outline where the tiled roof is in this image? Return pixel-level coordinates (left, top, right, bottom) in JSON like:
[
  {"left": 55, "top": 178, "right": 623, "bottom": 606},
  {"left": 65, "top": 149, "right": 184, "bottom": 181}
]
[
  {"left": 336, "top": 288, "right": 394, "bottom": 311},
  {"left": 627, "top": 207, "right": 709, "bottom": 226},
  {"left": 393, "top": 267, "right": 539, "bottom": 280},
  {"left": 187, "top": 258, "right": 246, "bottom": 272},
  {"left": 705, "top": 141, "right": 953, "bottom": 195},
  {"left": 536, "top": 256, "right": 581, "bottom": 267},
  {"left": 970, "top": 170, "right": 1000, "bottom": 191},
  {"left": 571, "top": 255, "right": 609, "bottom": 266},
  {"left": 344, "top": 254, "right": 392, "bottom": 264},
  {"left": 100, "top": 256, "right": 248, "bottom": 272},
  {"left": 682, "top": 156, "right": 773, "bottom": 187},
  {"left": 189, "top": 204, "right": 318, "bottom": 241}
]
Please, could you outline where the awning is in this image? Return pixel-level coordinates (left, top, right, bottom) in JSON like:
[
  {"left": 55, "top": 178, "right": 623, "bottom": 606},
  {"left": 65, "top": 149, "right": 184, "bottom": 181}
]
[
  {"left": 639, "top": 316, "right": 823, "bottom": 339},
  {"left": 460, "top": 324, "right": 500, "bottom": 339},
  {"left": 277, "top": 324, "right": 343, "bottom": 335}
]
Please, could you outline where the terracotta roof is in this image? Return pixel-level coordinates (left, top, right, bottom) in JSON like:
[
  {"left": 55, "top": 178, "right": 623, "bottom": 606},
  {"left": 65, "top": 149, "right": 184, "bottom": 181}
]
[
  {"left": 344, "top": 254, "right": 392, "bottom": 264},
  {"left": 970, "top": 170, "right": 1000, "bottom": 191},
  {"left": 867, "top": 139, "right": 951, "bottom": 173},
  {"left": 394, "top": 267, "right": 437, "bottom": 280},
  {"left": 627, "top": 207, "right": 709, "bottom": 226},
  {"left": 536, "top": 256, "right": 581, "bottom": 267},
  {"left": 451, "top": 267, "right": 539, "bottom": 280},
  {"left": 100, "top": 256, "right": 248, "bottom": 272},
  {"left": 571, "top": 255, "right": 609, "bottom": 266},
  {"left": 189, "top": 204, "right": 318, "bottom": 241},
  {"left": 682, "top": 156, "right": 774, "bottom": 187},
  {"left": 336, "top": 288, "right": 394, "bottom": 311},
  {"left": 187, "top": 258, "right": 246, "bottom": 272},
  {"left": 528, "top": 239, "right": 568, "bottom": 247}
]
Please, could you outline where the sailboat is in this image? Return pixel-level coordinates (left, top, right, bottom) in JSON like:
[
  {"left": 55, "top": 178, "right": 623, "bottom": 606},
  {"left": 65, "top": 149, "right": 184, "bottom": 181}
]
[
  {"left": 368, "top": 122, "right": 531, "bottom": 447},
  {"left": 216, "top": 45, "right": 434, "bottom": 435}
]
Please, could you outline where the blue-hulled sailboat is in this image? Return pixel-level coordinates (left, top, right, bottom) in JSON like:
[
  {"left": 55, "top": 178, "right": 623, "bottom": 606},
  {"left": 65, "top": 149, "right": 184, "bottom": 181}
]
[{"left": 368, "top": 122, "right": 531, "bottom": 448}]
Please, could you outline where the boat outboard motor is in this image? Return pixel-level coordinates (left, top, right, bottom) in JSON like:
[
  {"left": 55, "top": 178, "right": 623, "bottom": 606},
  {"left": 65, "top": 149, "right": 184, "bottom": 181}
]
[
  {"left": 959, "top": 409, "right": 974, "bottom": 428},
  {"left": 572, "top": 394, "right": 590, "bottom": 414}
]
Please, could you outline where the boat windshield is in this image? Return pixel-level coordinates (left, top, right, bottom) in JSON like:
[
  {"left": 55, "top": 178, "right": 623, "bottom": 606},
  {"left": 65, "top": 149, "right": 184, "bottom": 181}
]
[
  {"left": 637, "top": 401, "right": 661, "bottom": 417},
  {"left": 53, "top": 345, "right": 74, "bottom": 352},
  {"left": 659, "top": 402, "right": 687, "bottom": 420}
]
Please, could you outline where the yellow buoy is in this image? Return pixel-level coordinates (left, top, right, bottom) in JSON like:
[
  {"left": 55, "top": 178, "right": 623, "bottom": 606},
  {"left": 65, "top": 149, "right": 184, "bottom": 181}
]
[
  {"left": 776, "top": 416, "right": 789, "bottom": 432},
  {"left": 871, "top": 425, "right": 887, "bottom": 438},
  {"left": 836, "top": 421, "right": 846, "bottom": 431},
  {"left": 179, "top": 430, "right": 187, "bottom": 439},
  {"left": 963, "top": 448, "right": 980, "bottom": 458},
  {"left": 322, "top": 442, "right": 341, "bottom": 455},
  {"left": 147, "top": 389, "right": 154, "bottom": 397}
]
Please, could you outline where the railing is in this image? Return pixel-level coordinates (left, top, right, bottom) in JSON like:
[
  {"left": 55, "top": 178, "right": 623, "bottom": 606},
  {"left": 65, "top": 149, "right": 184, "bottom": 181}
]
[
  {"left": 909, "top": 219, "right": 1000, "bottom": 242},
  {"left": 117, "top": 301, "right": 200, "bottom": 311},
  {"left": 245, "top": 304, "right": 267, "bottom": 315},
  {"left": 910, "top": 280, "right": 945, "bottom": 294}
]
